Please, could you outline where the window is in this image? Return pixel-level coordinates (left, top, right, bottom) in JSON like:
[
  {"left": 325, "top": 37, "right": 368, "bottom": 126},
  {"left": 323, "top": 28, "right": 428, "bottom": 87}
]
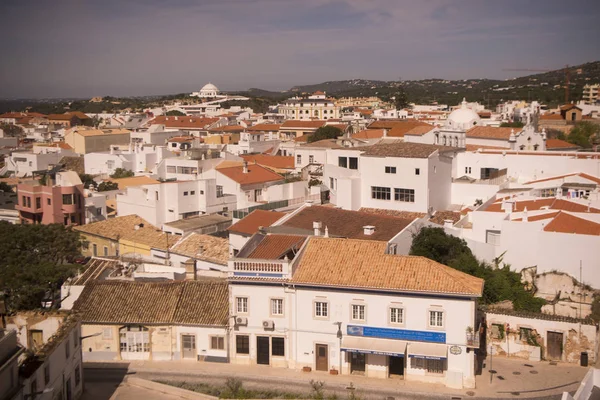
[
  {"left": 65, "top": 338, "right": 70, "bottom": 359},
  {"left": 434, "top": 166, "right": 437, "bottom": 173},
  {"left": 371, "top": 186, "right": 391, "bottom": 200},
  {"left": 155, "top": 191, "right": 159, "bottom": 201},
  {"left": 62, "top": 194, "right": 73, "bottom": 205},
  {"left": 200, "top": 190, "right": 204, "bottom": 195},
  {"left": 395, "top": 188, "right": 415, "bottom": 203},
  {"left": 73, "top": 329, "right": 78, "bottom": 348},
  {"left": 183, "top": 191, "right": 189, "bottom": 196},
  {"left": 490, "top": 324, "right": 503, "bottom": 340},
  {"left": 309, "top": 155, "right": 314, "bottom": 164},
  {"left": 44, "top": 364, "right": 50, "bottom": 385},
  {"left": 486, "top": 230, "right": 501, "bottom": 246},
  {"left": 329, "top": 177, "right": 335, "bottom": 190},
  {"left": 296, "top": 154, "right": 302, "bottom": 164},
  {"left": 351, "top": 304, "right": 366, "bottom": 321},
  {"left": 103, "top": 246, "right": 108, "bottom": 256},
  {"left": 119, "top": 325, "right": 150, "bottom": 353},
  {"left": 410, "top": 357, "right": 446, "bottom": 374},
  {"left": 272, "top": 337, "right": 285, "bottom": 356},
  {"left": 236, "top": 335, "right": 250, "bottom": 354},
  {"left": 236, "top": 297, "right": 248, "bottom": 314},
  {"left": 166, "top": 166, "right": 176, "bottom": 173},
  {"left": 465, "top": 167, "right": 472, "bottom": 174},
  {"left": 540, "top": 188, "right": 556, "bottom": 198},
  {"left": 22, "top": 195, "right": 26, "bottom": 207},
  {"left": 385, "top": 166, "right": 396, "bottom": 174},
  {"left": 415, "top": 168, "right": 420, "bottom": 176},
  {"left": 271, "top": 299, "right": 284, "bottom": 316},
  {"left": 70, "top": 214, "right": 76, "bottom": 224},
  {"left": 96, "top": 207, "right": 102, "bottom": 216},
  {"left": 349, "top": 157, "right": 358, "bottom": 170},
  {"left": 75, "top": 364, "right": 81, "bottom": 386},
  {"left": 211, "top": 336, "right": 225, "bottom": 350},
  {"left": 190, "top": 191, "right": 195, "bottom": 195},
  {"left": 216, "top": 185, "right": 224, "bottom": 198},
  {"left": 35, "top": 197, "right": 41, "bottom": 209},
  {"left": 92, "top": 244, "right": 97, "bottom": 256},
  {"left": 429, "top": 310, "right": 444, "bottom": 328},
  {"left": 338, "top": 157, "right": 348, "bottom": 168},
  {"left": 26, "top": 197, "right": 31, "bottom": 208},
  {"left": 519, "top": 327, "right": 533, "bottom": 342},
  {"left": 47, "top": 198, "right": 51, "bottom": 206},
  {"left": 102, "top": 328, "right": 113, "bottom": 340},
  {"left": 390, "top": 307, "right": 404, "bottom": 324},
  {"left": 314, "top": 301, "right": 328, "bottom": 318}
]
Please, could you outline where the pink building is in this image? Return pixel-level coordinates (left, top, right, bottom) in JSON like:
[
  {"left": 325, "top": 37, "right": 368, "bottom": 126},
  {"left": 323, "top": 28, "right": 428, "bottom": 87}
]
[{"left": 16, "top": 171, "right": 85, "bottom": 225}]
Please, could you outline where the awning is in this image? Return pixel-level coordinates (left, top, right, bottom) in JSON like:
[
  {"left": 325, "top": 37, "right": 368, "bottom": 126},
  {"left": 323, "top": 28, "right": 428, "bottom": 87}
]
[
  {"left": 341, "top": 336, "right": 406, "bottom": 357},
  {"left": 408, "top": 343, "right": 447, "bottom": 360}
]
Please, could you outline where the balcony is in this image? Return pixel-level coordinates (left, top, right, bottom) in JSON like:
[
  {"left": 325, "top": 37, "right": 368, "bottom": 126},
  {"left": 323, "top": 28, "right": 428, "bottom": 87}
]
[{"left": 229, "top": 259, "right": 291, "bottom": 279}]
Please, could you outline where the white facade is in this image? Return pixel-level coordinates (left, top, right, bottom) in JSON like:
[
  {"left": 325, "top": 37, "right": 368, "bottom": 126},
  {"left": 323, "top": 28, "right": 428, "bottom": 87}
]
[
  {"left": 280, "top": 96, "right": 341, "bottom": 120},
  {"left": 6, "top": 151, "right": 71, "bottom": 177},
  {"left": 84, "top": 144, "right": 175, "bottom": 176},
  {"left": 116, "top": 179, "right": 237, "bottom": 226},
  {"left": 130, "top": 124, "right": 183, "bottom": 145}
]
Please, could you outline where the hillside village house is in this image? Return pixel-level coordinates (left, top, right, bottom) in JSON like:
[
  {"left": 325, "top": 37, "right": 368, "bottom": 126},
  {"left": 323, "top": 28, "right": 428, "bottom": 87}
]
[
  {"left": 227, "top": 209, "right": 288, "bottom": 256},
  {"left": 5, "top": 148, "right": 75, "bottom": 177},
  {"left": 228, "top": 237, "right": 483, "bottom": 389},
  {"left": 84, "top": 143, "right": 175, "bottom": 175},
  {"left": 130, "top": 123, "right": 184, "bottom": 145},
  {"left": 148, "top": 116, "right": 225, "bottom": 136},
  {"left": 75, "top": 280, "right": 229, "bottom": 362},
  {"left": 64, "top": 126, "right": 131, "bottom": 154},
  {"left": 16, "top": 170, "right": 85, "bottom": 225},
  {"left": 47, "top": 111, "right": 92, "bottom": 128},
  {"left": 279, "top": 92, "right": 341, "bottom": 121},
  {"left": 278, "top": 120, "right": 326, "bottom": 141}
]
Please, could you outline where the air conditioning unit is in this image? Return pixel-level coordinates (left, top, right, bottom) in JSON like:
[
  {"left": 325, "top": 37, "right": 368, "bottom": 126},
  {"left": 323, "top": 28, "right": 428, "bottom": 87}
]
[
  {"left": 235, "top": 316, "right": 248, "bottom": 326},
  {"left": 262, "top": 320, "right": 274, "bottom": 330}
]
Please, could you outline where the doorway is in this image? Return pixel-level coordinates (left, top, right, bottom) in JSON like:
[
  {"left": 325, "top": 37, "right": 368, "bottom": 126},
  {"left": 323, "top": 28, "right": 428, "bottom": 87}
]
[
  {"left": 350, "top": 352, "right": 366, "bottom": 375},
  {"left": 547, "top": 331, "right": 563, "bottom": 360},
  {"left": 315, "top": 344, "right": 328, "bottom": 371},
  {"left": 257, "top": 336, "right": 270, "bottom": 365},
  {"left": 181, "top": 334, "right": 196, "bottom": 360},
  {"left": 388, "top": 356, "right": 404, "bottom": 377}
]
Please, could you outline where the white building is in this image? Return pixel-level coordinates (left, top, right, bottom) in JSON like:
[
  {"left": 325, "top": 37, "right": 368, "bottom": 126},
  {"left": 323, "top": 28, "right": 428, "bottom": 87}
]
[
  {"left": 116, "top": 178, "right": 237, "bottom": 227},
  {"left": 192, "top": 82, "right": 220, "bottom": 98},
  {"left": 228, "top": 236, "right": 483, "bottom": 389},
  {"left": 130, "top": 124, "right": 184, "bottom": 145},
  {"left": 84, "top": 143, "right": 175, "bottom": 176},
  {"left": 5, "top": 150, "right": 74, "bottom": 177},
  {"left": 279, "top": 92, "right": 341, "bottom": 121}
]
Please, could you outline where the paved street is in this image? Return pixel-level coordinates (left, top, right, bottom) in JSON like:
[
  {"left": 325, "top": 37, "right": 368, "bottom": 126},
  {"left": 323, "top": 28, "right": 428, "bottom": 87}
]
[{"left": 81, "top": 356, "right": 589, "bottom": 400}]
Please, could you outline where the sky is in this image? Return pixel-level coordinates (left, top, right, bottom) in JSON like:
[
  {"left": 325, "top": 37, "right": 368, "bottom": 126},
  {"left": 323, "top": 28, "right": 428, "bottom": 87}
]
[{"left": 1, "top": 0, "right": 599, "bottom": 98}]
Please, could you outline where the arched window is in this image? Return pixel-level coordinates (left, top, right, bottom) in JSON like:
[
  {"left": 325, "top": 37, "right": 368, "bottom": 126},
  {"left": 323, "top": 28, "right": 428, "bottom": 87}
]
[
  {"left": 442, "top": 136, "right": 447, "bottom": 146},
  {"left": 519, "top": 145, "right": 525, "bottom": 151},
  {"left": 434, "top": 134, "right": 439, "bottom": 144}
]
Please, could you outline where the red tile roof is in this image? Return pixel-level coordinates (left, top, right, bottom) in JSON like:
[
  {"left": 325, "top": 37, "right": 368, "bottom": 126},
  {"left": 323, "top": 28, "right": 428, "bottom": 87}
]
[
  {"left": 247, "top": 124, "right": 281, "bottom": 132},
  {"left": 151, "top": 116, "right": 220, "bottom": 129},
  {"left": 543, "top": 212, "right": 600, "bottom": 236},
  {"left": 485, "top": 198, "right": 600, "bottom": 213},
  {"left": 240, "top": 154, "right": 295, "bottom": 169},
  {"left": 467, "top": 126, "right": 515, "bottom": 140},
  {"left": 540, "top": 113, "right": 563, "bottom": 120},
  {"left": 217, "top": 164, "right": 284, "bottom": 185},
  {"left": 367, "top": 120, "right": 433, "bottom": 138},
  {"left": 404, "top": 125, "right": 435, "bottom": 136},
  {"left": 247, "top": 235, "right": 306, "bottom": 259},
  {"left": 352, "top": 129, "right": 385, "bottom": 139},
  {"left": 228, "top": 210, "right": 286, "bottom": 235},
  {"left": 546, "top": 139, "right": 580, "bottom": 149},
  {"left": 512, "top": 211, "right": 560, "bottom": 222},
  {"left": 524, "top": 173, "right": 600, "bottom": 186},
  {"left": 209, "top": 125, "right": 245, "bottom": 133}
]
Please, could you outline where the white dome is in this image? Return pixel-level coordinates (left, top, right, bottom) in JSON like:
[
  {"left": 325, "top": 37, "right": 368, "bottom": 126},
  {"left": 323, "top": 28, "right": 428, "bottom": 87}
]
[
  {"left": 446, "top": 98, "right": 481, "bottom": 130},
  {"left": 201, "top": 83, "right": 219, "bottom": 92}
]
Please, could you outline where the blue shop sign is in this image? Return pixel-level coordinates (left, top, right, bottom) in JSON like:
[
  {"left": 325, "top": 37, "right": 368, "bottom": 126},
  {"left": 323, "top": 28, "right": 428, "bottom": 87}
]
[{"left": 347, "top": 325, "right": 446, "bottom": 344}]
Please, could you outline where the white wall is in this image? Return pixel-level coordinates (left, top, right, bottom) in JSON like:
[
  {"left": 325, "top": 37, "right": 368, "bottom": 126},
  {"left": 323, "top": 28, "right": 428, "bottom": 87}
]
[{"left": 451, "top": 183, "right": 502, "bottom": 209}]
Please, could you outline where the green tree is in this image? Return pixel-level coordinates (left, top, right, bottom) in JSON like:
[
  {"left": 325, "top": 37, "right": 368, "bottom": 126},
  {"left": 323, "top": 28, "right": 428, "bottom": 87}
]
[
  {"left": 0, "top": 222, "right": 83, "bottom": 311},
  {"left": 0, "top": 123, "right": 24, "bottom": 137},
  {"left": 393, "top": 88, "right": 409, "bottom": 110},
  {"left": 110, "top": 168, "right": 134, "bottom": 179},
  {"left": 546, "top": 128, "right": 566, "bottom": 140},
  {"left": 567, "top": 121, "right": 599, "bottom": 148},
  {"left": 0, "top": 182, "right": 13, "bottom": 193},
  {"left": 79, "top": 173, "right": 97, "bottom": 189},
  {"left": 97, "top": 181, "right": 119, "bottom": 192},
  {"left": 166, "top": 110, "right": 186, "bottom": 116},
  {"left": 410, "top": 227, "right": 545, "bottom": 312},
  {"left": 307, "top": 126, "right": 343, "bottom": 143},
  {"left": 500, "top": 121, "right": 524, "bottom": 128}
]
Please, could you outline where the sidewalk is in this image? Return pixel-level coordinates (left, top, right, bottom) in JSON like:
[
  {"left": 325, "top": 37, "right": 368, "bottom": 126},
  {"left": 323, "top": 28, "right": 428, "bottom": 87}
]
[{"left": 85, "top": 356, "right": 589, "bottom": 399}]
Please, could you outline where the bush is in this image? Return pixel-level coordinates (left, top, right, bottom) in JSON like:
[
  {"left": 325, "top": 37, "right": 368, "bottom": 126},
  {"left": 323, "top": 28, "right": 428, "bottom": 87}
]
[
  {"left": 307, "top": 126, "right": 343, "bottom": 143},
  {"left": 109, "top": 168, "right": 134, "bottom": 179}
]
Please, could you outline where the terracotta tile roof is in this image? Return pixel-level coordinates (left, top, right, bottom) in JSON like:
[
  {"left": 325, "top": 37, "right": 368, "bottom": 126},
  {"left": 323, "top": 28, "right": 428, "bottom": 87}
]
[
  {"left": 292, "top": 238, "right": 484, "bottom": 296},
  {"left": 48, "top": 112, "right": 90, "bottom": 121},
  {"left": 71, "top": 258, "right": 120, "bottom": 285},
  {"left": 107, "top": 176, "right": 160, "bottom": 190},
  {"left": 294, "top": 135, "right": 310, "bottom": 142},
  {"left": 151, "top": 116, "right": 220, "bottom": 129},
  {"left": 240, "top": 155, "right": 295, "bottom": 169},
  {"left": 215, "top": 160, "right": 244, "bottom": 169},
  {"left": 540, "top": 113, "right": 563, "bottom": 120},
  {"left": 358, "top": 208, "right": 427, "bottom": 219},
  {"left": 217, "top": 164, "right": 284, "bottom": 185},
  {"left": 169, "top": 232, "right": 229, "bottom": 265},
  {"left": 247, "top": 124, "right": 281, "bottom": 132},
  {"left": 466, "top": 126, "right": 515, "bottom": 140},
  {"left": 74, "top": 280, "right": 229, "bottom": 326},
  {"left": 404, "top": 125, "right": 435, "bottom": 136},
  {"left": 301, "top": 139, "right": 343, "bottom": 149},
  {"left": 120, "top": 227, "right": 177, "bottom": 251},
  {"left": 367, "top": 120, "right": 432, "bottom": 137},
  {"left": 352, "top": 129, "right": 385, "bottom": 139},
  {"left": 281, "top": 205, "right": 415, "bottom": 241},
  {"left": 35, "top": 142, "right": 73, "bottom": 150},
  {"left": 280, "top": 120, "right": 326, "bottom": 129},
  {"left": 328, "top": 124, "right": 350, "bottom": 132},
  {"left": 429, "top": 211, "right": 462, "bottom": 226},
  {"left": 247, "top": 234, "right": 306, "bottom": 259},
  {"left": 209, "top": 125, "right": 245, "bottom": 133},
  {"left": 512, "top": 211, "right": 560, "bottom": 222},
  {"left": 74, "top": 215, "right": 152, "bottom": 240},
  {"left": 560, "top": 104, "right": 581, "bottom": 111},
  {"left": 524, "top": 173, "right": 600, "bottom": 185},
  {"left": 363, "top": 140, "right": 457, "bottom": 158},
  {"left": 546, "top": 139, "right": 579, "bottom": 149},
  {"left": 167, "top": 136, "right": 195, "bottom": 143},
  {"left": 228, "top": 209, "right": 286, "bottom": 235},
  {"left": 465, "top": 144, "right": 506, "bottom": 151},
  {"left": 543, "top": 212, "right": 600, "bottom": 236},
  {"left": 485, "top": 198, "right": 600, "bottom": 213}
]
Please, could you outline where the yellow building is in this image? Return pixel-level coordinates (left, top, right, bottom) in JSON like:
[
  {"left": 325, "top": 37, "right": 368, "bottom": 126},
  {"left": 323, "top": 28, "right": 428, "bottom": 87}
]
[{"left": 64, "top": 126, "right": 131, "bottom": 154}]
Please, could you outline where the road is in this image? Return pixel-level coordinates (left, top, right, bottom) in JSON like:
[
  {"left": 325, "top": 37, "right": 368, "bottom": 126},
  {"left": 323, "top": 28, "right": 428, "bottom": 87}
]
[{"left": 82, "top": 365, "right": 570, "bottom": 400}]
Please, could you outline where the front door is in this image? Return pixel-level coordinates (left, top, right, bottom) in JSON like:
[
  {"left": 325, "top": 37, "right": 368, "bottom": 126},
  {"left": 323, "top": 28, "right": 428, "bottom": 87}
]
[
  {"left": 547, "top": 331, "right": 563, "bottom": 360},
  {"left": 257, "top": 336, "right": 270, "bottom": 365},
  {"left": 350, "top": 352, "right": 366, "bottom": 375},
  {"left": 315, "top": 344, "right": 328, "bottom": 371},
  {"left": 182, "top": 334, "right": 196, "bottom": 360},
  {"left": 389, "top": 356, "right": 404, "bottom": 377}
]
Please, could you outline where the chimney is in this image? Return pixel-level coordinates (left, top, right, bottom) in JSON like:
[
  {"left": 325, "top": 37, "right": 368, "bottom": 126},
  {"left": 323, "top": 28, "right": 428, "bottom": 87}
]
[
  {"left": 242, "top": 161, "right": 248, "bottom": 174},
  {"left": 522, "top": 207, "right": 528, "bottom": 222},
  {"left": 383, "top": 129, "right": 388, "bottom": 137},
  {"left": 313, "top": 221, "right": 322, "bottom": 236},
  {"left": 363, "top": 225, "right": 375, "bottom": 235},
  {"left": 324, "top": 226, "right": 329, "bottom": 237},
  {"left": 443, "top": 219, "right": 454, "bottom": 229}
]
